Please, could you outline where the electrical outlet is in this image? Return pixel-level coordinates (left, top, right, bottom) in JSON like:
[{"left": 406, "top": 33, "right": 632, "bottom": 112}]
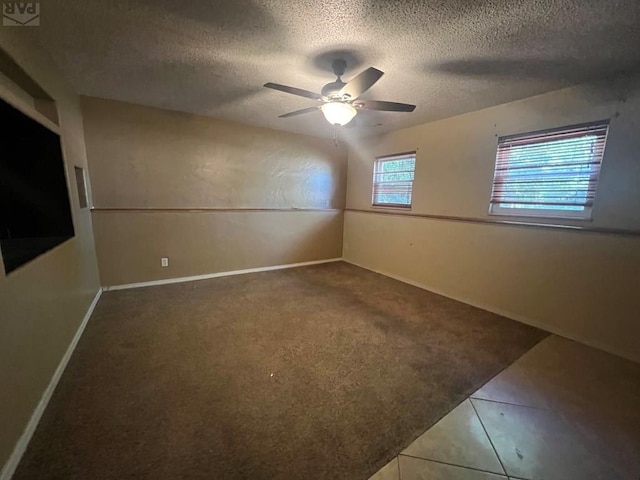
[{"left": 161, "top": 257, "right": 169, "bottom": 267}]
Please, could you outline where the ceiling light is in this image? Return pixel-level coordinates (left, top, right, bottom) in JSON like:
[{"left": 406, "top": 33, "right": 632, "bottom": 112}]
[{"left": 321, "top": 102, "right": 357, "bottom": 126}]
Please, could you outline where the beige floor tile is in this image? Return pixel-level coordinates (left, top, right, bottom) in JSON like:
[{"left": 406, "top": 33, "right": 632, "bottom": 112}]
[
  {"left": 398, "top": 456, "right": 507, "bottom": 479},
  {"left": 368, "top": 457, "right": 400, "bottom": 480},
  {"left": 566, "top": 407, "right": 640, "bottom": 480},
  {"left": 471, "top": 364, "right": 553, "bottom": 411},
  {"left": 401, "top": 400, "right": 504, "bottom": 474},
  {"left": 472, "top": 398, "right": 624, "bottom": 480},
  {"left": 473, "top": 336, "right": 640, "bottom": 415},
  {"left": 471, "top": 335, "right": 640, "bottom": 477}
]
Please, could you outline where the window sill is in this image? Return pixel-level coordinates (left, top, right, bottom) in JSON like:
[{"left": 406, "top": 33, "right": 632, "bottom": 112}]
[
  {"left": 488, "top": 210, "right": 593, "bottom": 222},
  {"left": 371, "top": 204, "right": 412, "bottom": 211}
]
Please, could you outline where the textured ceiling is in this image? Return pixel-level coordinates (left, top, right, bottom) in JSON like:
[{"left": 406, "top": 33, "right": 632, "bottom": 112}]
[{"left": 34, "top": 0, "right": 640, "bottom": 137}]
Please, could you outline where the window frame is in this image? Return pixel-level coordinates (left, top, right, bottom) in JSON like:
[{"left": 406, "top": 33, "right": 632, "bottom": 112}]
[
  {"left": 74, "top": 166, "right": 88, "bottom": 209},
  {"left": 371, "top": 151, "right": 417, "bottom": 209},
  {"left": 488, "top": 121, "right": 610, "bottom": 221}
]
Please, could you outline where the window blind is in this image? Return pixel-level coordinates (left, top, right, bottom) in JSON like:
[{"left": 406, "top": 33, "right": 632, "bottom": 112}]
[
  {"left": 490, "top": 121, "right": 609, "bottom": 218},
  {"left": 372, "top": 152, "right": 416, "bottom": 207}
]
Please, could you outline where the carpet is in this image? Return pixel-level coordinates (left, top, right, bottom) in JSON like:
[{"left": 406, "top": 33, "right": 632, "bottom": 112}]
[{"left": 14, "top": 262, "right": 548, "bottom": 479}]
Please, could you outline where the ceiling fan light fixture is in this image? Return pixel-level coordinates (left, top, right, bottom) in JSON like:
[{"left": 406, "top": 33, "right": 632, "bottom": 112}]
[
  {"left": 321, "top": 101, "right": 357, "bottom": 126},
  {"left": 265, "top": 63, "right": 416, "bottom": 125}
]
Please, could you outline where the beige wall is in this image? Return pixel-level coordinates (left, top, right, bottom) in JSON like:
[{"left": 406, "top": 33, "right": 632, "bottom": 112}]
[
  {"left": 343, "top": 74, "right": 640, "bottom": 363},
  {"left": 93, "top": 211, "right": 343, "bottom": 286},
  {"left": 0, "top": 34, "right": 101, "bottom": 472},
  {"left": 81, "top": 97, "right": 347, "bottom": 286}
]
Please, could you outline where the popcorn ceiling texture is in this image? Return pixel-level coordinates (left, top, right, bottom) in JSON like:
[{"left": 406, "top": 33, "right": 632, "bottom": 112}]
[{"left": 34, "top": 0, "right": 640, "bottom": 137}]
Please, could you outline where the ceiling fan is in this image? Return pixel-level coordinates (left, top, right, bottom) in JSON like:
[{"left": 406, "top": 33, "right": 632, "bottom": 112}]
[{"left": 263, "top": 59, "right": 416, "bottom": 127}]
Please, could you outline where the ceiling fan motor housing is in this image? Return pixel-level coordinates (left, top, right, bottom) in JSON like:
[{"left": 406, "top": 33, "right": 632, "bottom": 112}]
[
  {"left": 321, "top": 59, "right": 350, "bottom": 100},
  {"left": 321, "top": 80, "right": 347, "bottom": 99}
]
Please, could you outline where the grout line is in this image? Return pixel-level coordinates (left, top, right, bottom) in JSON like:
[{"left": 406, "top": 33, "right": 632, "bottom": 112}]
[
  {"left": 369, "top": 339, "right": 550, "bottom": 478},
  {"left": 391, "top": 395, "right": 476, "bottom": 471},
  {"left": 396, "top": 456, "right": 402, "bottom": 480},
  {"left": 469, "top": 398, "right": 510, "bottom": 478},
  {"left": 344, "top": 258, "right": 552, "bottom": 473},
  {"left": 469, "top": 397, "right": 550, "bottom": 412},
  {"left": 398, "top": 453, "right": 507, "bottom": 477},
  {"left": 347, "top": 258, "right": 555, "bottom": 480},
  {"left": 471, "top": 401, "right": 622, "bottom": 480},
  {"left": 459, "top": 336, "right": 547, "bottom": 409},
  {"left": 470, "top": 336, "right": 547, "bottom": 387}
]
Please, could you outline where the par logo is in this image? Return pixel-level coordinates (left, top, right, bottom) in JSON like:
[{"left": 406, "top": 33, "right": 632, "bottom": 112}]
[{"left": 3, "top": 2, "right": 39, "bottom": 26}]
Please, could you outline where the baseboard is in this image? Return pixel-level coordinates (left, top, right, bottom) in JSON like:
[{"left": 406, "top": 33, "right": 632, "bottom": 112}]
[
  {"left": 343, "top": 258, "right": 639, "bottom": 364},
  {"left": 104, "top": 258, "right": 344, "bottom": 291},
  {"left": 0, "top": 288, "right": 103, "bottom": 480}
]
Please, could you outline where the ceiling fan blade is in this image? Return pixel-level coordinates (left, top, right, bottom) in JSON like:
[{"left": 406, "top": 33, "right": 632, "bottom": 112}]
[
  {"left": 355, "top": 100, "right": 416, "bottom": 112},
  {"left": 264, "top": 82, "right": 322, "bottom": 101},
  {"left": 278, "top": 106, "right": 320, "bottom": 118},
  {"left": 339, "top": 67, "right": 384, "bottom": 100}
]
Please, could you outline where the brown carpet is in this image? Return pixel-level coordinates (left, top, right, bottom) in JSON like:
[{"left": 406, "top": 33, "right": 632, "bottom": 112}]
[{"left": 14, "top": 262, "right": 548, "bottom": 480}]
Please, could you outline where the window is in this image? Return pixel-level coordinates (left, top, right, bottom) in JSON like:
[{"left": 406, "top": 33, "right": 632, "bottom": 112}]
[
  {"left": 0, "top": 97, "right": 74, "bottom": 274},
  {"left": 489, "top": 121, "right": 609, "bottom": 219},
  {"left": 372, "top": 152, "right": 416, "bottom": 208}
]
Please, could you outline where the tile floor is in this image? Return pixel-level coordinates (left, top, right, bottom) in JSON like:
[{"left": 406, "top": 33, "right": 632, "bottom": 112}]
[{"left": 369, "top": 335, "right": 640, "bottom": 480}]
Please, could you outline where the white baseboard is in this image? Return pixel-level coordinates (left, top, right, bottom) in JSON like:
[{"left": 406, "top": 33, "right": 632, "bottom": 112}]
[
  {"left": 0, "top": 288, "right": 103, "bottom": 480},
  {"left": 342, "top": 258, "right": 639, "bottom": 364},
  {"left": 342, "top": 258, "right": 535, "bottom": 324},
  {"left": 104, "top": 258, "right": 343, "bottom": 291}
]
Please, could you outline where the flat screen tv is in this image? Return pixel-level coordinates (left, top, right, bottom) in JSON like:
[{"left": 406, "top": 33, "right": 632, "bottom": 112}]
[{"left": 0, "top": 97, "right": 74, "bottom": 274}]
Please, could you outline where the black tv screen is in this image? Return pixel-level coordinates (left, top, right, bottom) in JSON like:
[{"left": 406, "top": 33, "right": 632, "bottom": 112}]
[{"left": 0, "top": 98, "right": 74, "bottom": 274}]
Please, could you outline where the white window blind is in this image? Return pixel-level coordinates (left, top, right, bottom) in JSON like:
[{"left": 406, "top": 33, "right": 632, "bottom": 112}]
[
  {"left": 372, "top": 152, "right": 416, "bottom": 208},
  {"left": 490, "top": 121, "right": 609, "bottom": 219}
]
